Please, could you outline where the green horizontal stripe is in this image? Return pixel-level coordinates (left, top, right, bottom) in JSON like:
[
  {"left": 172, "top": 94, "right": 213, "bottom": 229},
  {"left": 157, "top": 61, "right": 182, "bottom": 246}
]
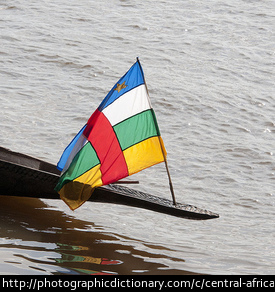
[
  {"left": 113, "top": 109, "right": 161, "bottom": 151},
  {"left": 55, "top": 142, "right": 100, "bottom": 191}
]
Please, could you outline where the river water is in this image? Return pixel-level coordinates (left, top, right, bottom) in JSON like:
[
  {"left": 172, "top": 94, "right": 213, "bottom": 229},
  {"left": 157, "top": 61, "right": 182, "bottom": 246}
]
[{"left": 0, "top": 0, "right": 274, "bottom": 275}]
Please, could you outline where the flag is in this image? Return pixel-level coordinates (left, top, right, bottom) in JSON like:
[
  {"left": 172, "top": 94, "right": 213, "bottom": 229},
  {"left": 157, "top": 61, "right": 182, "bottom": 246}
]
[{"left": 55, "top": 59, "right": 167, "bottom": 210}]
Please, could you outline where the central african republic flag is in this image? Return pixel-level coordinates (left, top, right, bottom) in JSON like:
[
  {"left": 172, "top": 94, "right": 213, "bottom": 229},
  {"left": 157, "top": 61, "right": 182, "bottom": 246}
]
[{"left": 55, "top": 59, "right": 167, "bottom": 210}]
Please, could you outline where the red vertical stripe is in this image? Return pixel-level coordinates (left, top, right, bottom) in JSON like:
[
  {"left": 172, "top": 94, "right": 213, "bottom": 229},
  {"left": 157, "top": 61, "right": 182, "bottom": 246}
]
[{"left": 83, "top": 109, "right": 128, "bottom": 185}]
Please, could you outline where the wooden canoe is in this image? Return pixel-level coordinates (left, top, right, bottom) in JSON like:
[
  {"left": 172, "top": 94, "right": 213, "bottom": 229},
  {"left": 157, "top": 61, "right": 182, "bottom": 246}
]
[{"left": 0, "top": 146, "right": 219, "bottom": 220}]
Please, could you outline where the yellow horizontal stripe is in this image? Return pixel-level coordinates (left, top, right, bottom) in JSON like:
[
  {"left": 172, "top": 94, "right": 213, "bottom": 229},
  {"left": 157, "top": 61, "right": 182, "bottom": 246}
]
[
  {"left": 123, "top": 136, "right": 166, "bottom": 176},
  {"left": 73, "top": 164, "right": 103, "bottom": 187},
  {"left": 59, "top": 164, "right": 103, "bottom": 210}
]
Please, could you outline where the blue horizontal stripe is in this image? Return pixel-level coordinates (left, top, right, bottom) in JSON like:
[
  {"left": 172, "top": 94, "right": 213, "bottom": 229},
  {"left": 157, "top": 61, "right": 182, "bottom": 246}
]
[
  {"left": 98, "top": 61, "right": 145, "bottom": 111},
  {"left": 57, "top": 124, "right": 87, "bottom": 171}
]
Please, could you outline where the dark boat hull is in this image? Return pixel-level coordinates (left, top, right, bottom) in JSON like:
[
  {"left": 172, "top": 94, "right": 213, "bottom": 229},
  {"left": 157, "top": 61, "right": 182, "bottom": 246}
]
[{"left": 0, "top": 147, "right": 219, "bottom": 220}]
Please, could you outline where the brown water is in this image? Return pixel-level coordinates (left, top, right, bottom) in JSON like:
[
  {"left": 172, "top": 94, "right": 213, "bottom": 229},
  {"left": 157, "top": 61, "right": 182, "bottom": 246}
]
[
  {"left": 0, "top": 196, "right": 197, "bottom": 275},
  {"left": 0, "top": 0, "right": 274, "bottom": 274}
]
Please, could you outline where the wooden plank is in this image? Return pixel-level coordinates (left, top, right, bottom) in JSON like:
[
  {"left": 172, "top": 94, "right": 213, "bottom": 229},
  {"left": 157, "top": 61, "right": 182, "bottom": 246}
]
[{"left": 0, "top": 147, "right": 219, "bottom": 220}]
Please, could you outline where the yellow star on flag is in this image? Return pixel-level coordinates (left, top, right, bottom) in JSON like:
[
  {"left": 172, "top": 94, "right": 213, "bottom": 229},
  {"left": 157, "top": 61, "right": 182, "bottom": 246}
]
[{"left": 114, "top": 81, "right": 127, "bottom": 93}]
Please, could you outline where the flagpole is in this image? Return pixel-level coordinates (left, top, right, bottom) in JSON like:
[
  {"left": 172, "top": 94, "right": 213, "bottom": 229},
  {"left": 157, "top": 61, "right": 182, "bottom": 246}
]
[
  {"left": 163, "top": 156, "right": 177, "bottom": 206},
  {"left": 137, "top": 57, "right": 177, "bottom": 206}
]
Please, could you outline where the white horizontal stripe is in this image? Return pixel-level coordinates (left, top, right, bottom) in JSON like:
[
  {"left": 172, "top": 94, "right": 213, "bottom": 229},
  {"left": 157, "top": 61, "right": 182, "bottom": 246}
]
[
  {"left": 62, "top": 134, "right": 88, "bottom": 174},
  {"left": 102, "top": 84, "right": 152, "bottom": 126}
]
